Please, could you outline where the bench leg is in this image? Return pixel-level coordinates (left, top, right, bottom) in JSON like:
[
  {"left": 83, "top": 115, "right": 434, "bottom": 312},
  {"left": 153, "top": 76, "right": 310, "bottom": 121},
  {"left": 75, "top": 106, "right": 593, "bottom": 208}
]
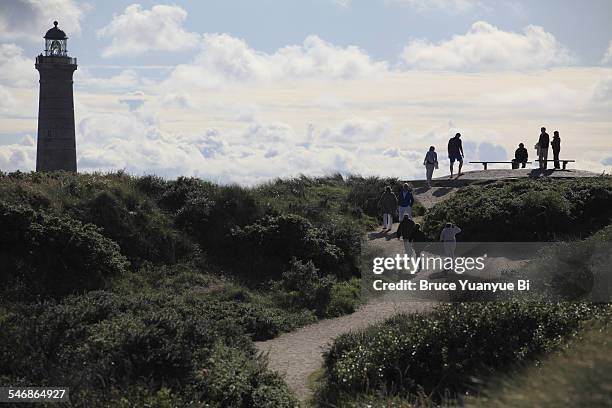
[
  {"left": 483, "top": 163, "right": 488, "bottom": 170},
  {"left": 562, "top": 161, "right": 567, "bottom": 170}
]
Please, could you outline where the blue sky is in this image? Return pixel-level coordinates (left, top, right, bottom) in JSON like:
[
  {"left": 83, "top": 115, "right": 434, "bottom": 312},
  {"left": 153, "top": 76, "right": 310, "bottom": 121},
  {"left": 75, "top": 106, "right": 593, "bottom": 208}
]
[
  {"left": 12, "top": 1, "right": 612, "bottom": 67},
  {"left": 1, "top": 0, "right": 611, "bottom": 183}
]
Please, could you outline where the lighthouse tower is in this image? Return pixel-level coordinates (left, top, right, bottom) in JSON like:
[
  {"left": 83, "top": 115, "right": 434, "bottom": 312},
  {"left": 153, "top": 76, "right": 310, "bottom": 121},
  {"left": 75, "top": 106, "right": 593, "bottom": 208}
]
[{"left": 35, "top": 21, "right": 78, "bottom": 172}]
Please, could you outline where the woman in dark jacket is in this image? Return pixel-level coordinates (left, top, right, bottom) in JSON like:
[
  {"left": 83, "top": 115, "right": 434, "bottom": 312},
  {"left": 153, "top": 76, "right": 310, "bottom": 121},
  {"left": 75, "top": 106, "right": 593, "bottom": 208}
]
[
  {"left": 552, "top": 131, "right": 561, "bottom": 169},
  {"left": 396, "top": 214, "right": 416, "bottom": 256},
  {"left": 378, "top": 186, "right": 397, "bottom": 231},
  {"left": 410, "top": 224, "right": 428, "bottom": 257}
]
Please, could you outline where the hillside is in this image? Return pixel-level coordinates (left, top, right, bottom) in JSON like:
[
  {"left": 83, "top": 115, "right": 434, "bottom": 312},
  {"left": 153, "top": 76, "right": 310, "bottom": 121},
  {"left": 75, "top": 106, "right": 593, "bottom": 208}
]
[{"left": 1, "top": 170, "right": 611, "bottom": 407}]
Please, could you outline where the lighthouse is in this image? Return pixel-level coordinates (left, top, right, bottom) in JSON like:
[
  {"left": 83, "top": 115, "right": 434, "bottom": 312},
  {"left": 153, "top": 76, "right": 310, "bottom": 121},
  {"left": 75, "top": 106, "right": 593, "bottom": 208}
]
[{"left": 35, "top": 21, "right": 78, "bottom": 172}]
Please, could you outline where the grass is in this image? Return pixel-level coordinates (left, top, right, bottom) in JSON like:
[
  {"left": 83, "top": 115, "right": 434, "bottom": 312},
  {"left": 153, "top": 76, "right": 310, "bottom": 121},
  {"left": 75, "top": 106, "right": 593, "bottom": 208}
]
[{"left": 466, "top": 324, "right": 612, "bottom": 408}]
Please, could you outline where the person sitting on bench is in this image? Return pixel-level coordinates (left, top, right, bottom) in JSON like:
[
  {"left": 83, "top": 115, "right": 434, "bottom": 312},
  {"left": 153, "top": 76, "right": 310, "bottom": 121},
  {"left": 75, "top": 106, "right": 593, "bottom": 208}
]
[{"left": 512, "top": 143, "right": 529, "bottom": 168}]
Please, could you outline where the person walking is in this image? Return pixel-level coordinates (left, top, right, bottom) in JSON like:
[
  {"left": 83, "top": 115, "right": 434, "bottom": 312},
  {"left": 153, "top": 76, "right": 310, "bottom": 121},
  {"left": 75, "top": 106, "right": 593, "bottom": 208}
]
[
  {"left": 448, "top": 133, "right": 464, "bottom": 178},
  {"left": 440, "top": 222, "right": 461, "bottom": 259},
  {"left": 552, "top": 131, "right": 561, "bottom": 169},
  {"left": 398, "top": 183, "right": 415, "bottom": 220},
  {"left": 538, "top": 127, "right": 550, "bottom": 169},
  {"left": 396, "top": 214, "right": 416, "bottom": 255},
  {"left": 410, "top": 223, "right": 428, "bottom": 272},
  {"left": 513, "top": 143, "right": 529, "bottom": 168},
  {"left": 378, "top": 186, "right": 397, "bottom": 231},
  {"left": 423, "top": 146, "right": 438, "bottom": 187}
]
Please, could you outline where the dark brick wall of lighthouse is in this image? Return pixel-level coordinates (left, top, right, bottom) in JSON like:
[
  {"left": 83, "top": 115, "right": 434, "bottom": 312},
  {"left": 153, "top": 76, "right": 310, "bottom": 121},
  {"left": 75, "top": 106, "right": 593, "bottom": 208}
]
[{"left": 35, "top": 56, "right": 77, "bottom": 172}]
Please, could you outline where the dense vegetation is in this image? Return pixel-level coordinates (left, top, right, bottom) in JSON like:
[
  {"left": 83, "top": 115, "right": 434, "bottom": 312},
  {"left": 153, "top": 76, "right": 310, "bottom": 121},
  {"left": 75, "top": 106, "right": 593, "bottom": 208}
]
[
  {"left": 315, "top": 175, "right": 612, "bottom": 407},
  {"left": 317, "top": 302, "right": 612, "bottom": 407},
  {"left": 1, "top": 171, "right": 610, "bottom": 407},
  {"left": 422, "top": 177, "right": 612, "bottom": 241},
  {"left": 0, "top": 171, "right": 402, "bottom": 406}
]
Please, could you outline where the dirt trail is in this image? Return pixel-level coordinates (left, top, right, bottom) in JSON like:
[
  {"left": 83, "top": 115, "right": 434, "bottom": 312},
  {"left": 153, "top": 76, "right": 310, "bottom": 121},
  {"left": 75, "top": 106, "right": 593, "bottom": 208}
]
[
  {"left": 254, "top": 189, "right": 449, "bottom": 402},
  {"left": 412, "top": 186, "right": 458, "bottom": 209},
  {"left": 255, "top": 294, "right": 434, "bottom": 402}
]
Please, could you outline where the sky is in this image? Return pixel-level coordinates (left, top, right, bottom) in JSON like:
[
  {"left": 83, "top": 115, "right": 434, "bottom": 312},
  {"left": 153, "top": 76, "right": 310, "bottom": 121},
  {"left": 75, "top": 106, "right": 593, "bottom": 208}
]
[{"left": 1, "top": 0, "right": 611, "bottom": 184}]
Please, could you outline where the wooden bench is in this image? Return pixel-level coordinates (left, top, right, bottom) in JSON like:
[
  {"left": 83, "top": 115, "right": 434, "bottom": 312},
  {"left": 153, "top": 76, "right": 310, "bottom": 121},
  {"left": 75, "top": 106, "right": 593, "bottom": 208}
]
[
  {"left": 535, "top": 160, "right": 576, "bottom": 170},
  {"left": 470, "top": 161, "right": 532, "bottom": 170}
]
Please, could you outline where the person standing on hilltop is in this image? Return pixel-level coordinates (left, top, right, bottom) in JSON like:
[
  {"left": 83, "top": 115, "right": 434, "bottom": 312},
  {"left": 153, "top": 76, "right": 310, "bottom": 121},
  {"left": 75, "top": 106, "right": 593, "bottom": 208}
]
[
  {"left": 552, "top": 131, "right": 561, "bottom": 169},
  {"left": 423, "top": 146, "right": 438, "bottom": 187},
  {"left": 378, "top": 186, "right": 397, "bottom": 231},
  {"left": 538, "top": 127, "right": 550, "bottom": 169},
  {"left": 398, "top": 183, "right": 415, "bottom": 220},
  {"left": 448, "top": 133, "right": 464, "bottom": 178},
  {"left": 513, "top": 143, "right": 529, "bottom": 168}
]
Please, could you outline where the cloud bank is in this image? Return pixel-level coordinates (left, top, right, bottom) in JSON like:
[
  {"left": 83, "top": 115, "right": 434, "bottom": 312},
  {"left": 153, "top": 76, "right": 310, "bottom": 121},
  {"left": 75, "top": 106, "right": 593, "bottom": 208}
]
[
  {"left": 401, "top": 21, "right": 573, "bottom": 71},
  {"left": 97, "top": 4, "right": 200, "bottom": 58},
  {"left": 166, "top": 34, "right": 388, "bottom": 88},
  {"left": 0, "top": 0, "right": 85, "bottom": 41}
]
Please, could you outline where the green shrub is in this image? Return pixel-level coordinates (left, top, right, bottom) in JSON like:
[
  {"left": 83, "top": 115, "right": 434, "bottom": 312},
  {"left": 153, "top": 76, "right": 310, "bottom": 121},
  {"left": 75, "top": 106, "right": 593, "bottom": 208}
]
[
  {"left": 423, "top": 178, "right": 612, "bottom": 241},
  {"left": 346, "top": 175, "right": 401, "bottom": 218},
  {"left": 0, "top": 289, "right": 302, "bottom": 406},
  {"left": 273, "top": 259, "right": 336, "bottom": 317},
  {"left": 72, "top": 189, "right": 196, "bottom": 266},
  {"left": 194, "top": 343, "right": 299, "bottom": 407},
  {"left": 327, "top": 278, "right": 361, "bottom": 317},
  {"left": 0, "top": 202, "right": 128, "bottom": 299},
  {"left": 320, "top": 302, "right": 609, "bottom": 405},
  {"left": 156, "top": 176, "right": 213, "bottom": 213},
  {"left": 230, "top": 215, "right": 343, "bottom": 281}
]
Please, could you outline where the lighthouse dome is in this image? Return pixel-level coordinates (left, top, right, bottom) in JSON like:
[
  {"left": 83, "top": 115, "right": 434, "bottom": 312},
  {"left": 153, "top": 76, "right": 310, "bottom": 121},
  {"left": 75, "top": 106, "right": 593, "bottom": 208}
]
[{"left": 44, "top": 21, "right": 67, "bottom": 40}]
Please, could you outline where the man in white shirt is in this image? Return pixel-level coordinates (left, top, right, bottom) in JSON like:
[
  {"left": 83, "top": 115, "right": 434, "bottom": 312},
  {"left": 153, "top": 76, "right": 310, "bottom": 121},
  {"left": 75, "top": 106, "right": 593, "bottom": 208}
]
[{"left": 440, "top": 222, "right": 461, "bottom": 259}]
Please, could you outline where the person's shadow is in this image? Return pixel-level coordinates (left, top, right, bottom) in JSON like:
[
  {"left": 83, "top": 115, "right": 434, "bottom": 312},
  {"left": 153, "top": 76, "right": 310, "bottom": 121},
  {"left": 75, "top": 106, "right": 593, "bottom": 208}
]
[
  {"left": 433, "top": 187, "right": 452, "bottom": 197},
  {"left": 529, "top": 169, "right": 557, "bottom": 178},
  {"left": 369, "top": 229, "right": 398, "bottom": 240}
]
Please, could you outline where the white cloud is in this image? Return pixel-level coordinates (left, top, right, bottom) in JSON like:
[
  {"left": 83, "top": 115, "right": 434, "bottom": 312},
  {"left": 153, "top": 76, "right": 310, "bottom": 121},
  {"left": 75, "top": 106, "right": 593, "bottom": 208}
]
[
  {"left": 242, "top": 122, "right": 297, "bottom": 146},
  {"left": 602, "top": 40, "right": 612, "bottom": 64},
  {"left": 0, "top": 43, "right": 37, "bottom": 87},
  {"left": 591, "top": 77, "right": 612, "bottom": 104},
  {"left": 160, "top": 92, "right": 198, "bottom": 110},
  {"left": 319, "top": 117, "right": 390, "bottom": 146},
  {"left": 97, "top": 4, "right": 200, "bottom": 58},
  {"left": 0, "top": 0, "right": 86, "bottom": 41},
  {"left": 333, "top": 0, "right": 351, "bottom": 7},
  {"left": 0, "top": 135, "right": 36, "bottom": 172},
  {"left": 166, "top": 34, "right": 388, "bottom": 88},
  {"left": 76, "top": 68, "right": 141, "bottom": 90},
  {"left": 390, "top": 0, "right": 477, "bottom": 13},
  {"left": 401, "top": 21, "right": 574, "bottom": 71},
  {"left": 480, "top": 83, "right": 586, "bottom": 113}
]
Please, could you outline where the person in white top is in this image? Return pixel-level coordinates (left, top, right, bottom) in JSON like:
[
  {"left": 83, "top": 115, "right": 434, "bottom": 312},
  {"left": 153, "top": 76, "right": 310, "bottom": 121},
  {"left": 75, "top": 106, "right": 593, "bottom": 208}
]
[{"left": 440, "top": 222, "right": 461, "bottom": 259}]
